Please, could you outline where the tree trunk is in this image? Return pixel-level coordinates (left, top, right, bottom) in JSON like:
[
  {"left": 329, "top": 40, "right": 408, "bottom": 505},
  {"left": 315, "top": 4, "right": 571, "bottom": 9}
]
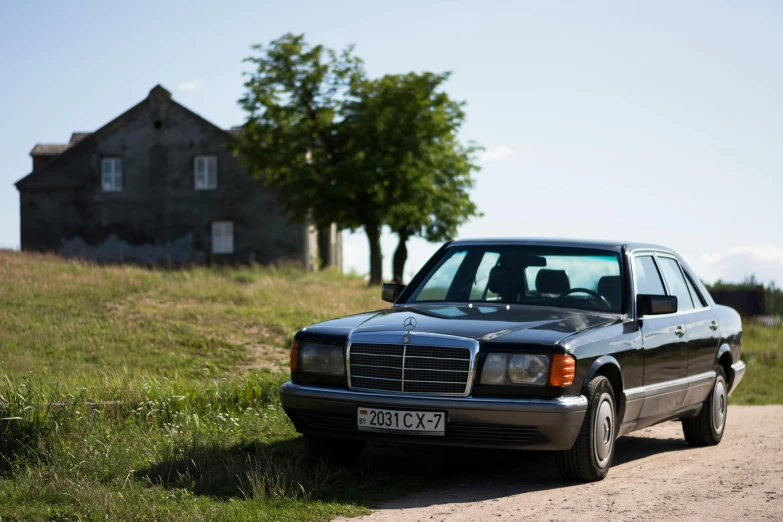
[
  {"left": 365, "top": 223, "right": 383, "bottom": 285},
  {"left": 392, "top": 230, "right": 409, "bottom": 284}
]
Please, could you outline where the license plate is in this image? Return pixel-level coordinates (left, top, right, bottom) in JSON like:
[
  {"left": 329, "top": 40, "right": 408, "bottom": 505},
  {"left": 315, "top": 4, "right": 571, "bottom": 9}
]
[{"left": 357, "top": 407, "right": 445, "bottom": 436}]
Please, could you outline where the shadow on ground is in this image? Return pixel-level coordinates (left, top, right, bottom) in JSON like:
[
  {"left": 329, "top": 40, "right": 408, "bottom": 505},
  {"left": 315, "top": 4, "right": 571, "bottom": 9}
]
[{"left": 139, "top": 424, "right": 692, "bottom": 508}]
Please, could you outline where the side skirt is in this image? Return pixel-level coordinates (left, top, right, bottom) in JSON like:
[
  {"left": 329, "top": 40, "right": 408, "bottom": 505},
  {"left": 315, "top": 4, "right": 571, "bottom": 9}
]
[
  {"left": 619, "top": 403, "right": 704, "bottom": 436},
  {"left": 619, "top": 370, "right": 715, "bottom": 436}
]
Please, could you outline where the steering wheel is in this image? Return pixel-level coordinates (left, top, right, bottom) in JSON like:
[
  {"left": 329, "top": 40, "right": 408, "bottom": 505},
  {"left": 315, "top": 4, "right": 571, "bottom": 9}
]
[{"left": 559, "top": 288, "right": 611, "bottom": 311}]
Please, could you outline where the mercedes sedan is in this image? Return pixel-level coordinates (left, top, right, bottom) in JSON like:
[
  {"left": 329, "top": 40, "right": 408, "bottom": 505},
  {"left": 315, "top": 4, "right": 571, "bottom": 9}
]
[{"left": 280, "top": 239, "right": 746, "bottom": 481}]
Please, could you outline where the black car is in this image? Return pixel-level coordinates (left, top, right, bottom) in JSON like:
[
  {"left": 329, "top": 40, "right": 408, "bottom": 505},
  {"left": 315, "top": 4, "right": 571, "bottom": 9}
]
[{"left": 281, "top": 239, "right": 746, "bottom": 481}]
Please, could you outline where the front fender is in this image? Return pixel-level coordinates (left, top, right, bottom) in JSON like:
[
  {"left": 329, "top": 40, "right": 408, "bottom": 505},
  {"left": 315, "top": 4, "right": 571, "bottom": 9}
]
[
  {"left": 582, "top": 355, "right": 625, "bottom": 420},
  {"left": 583, "top": 355, "right": 624, "bottom": 391}
]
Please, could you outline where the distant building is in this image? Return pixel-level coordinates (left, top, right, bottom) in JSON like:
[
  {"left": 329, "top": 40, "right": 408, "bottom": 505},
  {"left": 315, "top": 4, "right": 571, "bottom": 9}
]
[{"left": 15, "top": 85, "right": 341, "bottom": 269}]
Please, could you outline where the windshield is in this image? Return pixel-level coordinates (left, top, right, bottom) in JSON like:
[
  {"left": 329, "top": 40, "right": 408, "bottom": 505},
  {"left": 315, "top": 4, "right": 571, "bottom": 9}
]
[{"left": 408, "top": 245, "right": 623, "bottom": 313}]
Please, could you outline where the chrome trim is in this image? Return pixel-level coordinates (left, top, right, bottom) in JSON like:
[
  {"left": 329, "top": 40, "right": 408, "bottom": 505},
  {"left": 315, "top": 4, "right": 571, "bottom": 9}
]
[
  {"left": 729, "top": 360, "right": 746, "bottom": 395},
  {"left": 624, "top": 371, "right": 716, "bottom": 400},
  {"left": 346, "top": 331, "right": 480, "bottom": 397},
  {"left": 282, "top": 382, "right": 588, "bottom": 410},
  {"left": 401, "top": 344, "right": 407, "bottom": 391},
  {"left": 630, "top": 250, "right": 713, "bottom": 319}
]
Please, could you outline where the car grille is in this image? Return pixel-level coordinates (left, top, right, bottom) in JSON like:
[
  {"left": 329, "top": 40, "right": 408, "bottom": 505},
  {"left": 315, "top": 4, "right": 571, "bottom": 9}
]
[
  {"left": 446, "top": 423, "right": 537, "bottom": 443},
  {"left": 349, "top": 343, "right": 471, "bottom": 395},
  {"left": 296, "top": 412, "right": 356, "bottom": 432}
]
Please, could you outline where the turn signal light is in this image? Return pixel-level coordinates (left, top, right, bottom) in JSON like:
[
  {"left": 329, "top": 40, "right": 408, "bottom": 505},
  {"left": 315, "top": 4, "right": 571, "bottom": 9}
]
[
  {"left": 289, "top": 339, "right": 300, "bottom": 372},
  {"left": 548, "top": 354, "right": 576, "bottom": 387}
]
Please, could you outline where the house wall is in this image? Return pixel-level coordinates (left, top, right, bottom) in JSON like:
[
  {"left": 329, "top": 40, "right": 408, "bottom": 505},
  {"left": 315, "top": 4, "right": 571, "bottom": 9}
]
[{"left": 19, "top": 92, "right": 310, "bottom": 266}]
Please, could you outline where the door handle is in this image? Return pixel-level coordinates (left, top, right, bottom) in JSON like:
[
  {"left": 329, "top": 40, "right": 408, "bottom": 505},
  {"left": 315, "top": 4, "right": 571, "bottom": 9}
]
[
  {"left": 710, "top": 321, "right": 719, "bottom": 331},
  {"left": 675, "top": 325, "right": 685, "bottom": 337}
]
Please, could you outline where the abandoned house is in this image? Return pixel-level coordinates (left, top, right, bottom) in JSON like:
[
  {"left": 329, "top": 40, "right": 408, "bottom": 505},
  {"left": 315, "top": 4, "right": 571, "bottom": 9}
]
[{"left": 15, "top": 85, "right": 341, "bottom": 269}]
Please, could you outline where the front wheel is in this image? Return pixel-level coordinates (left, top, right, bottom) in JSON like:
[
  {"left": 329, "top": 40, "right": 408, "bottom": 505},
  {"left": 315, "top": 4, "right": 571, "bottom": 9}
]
[
  {"left": 682, "top": 366, "right": 727, "bottom": 446},
  {"left": 556, "top": 375, "right": 617, "bottom": 482}
]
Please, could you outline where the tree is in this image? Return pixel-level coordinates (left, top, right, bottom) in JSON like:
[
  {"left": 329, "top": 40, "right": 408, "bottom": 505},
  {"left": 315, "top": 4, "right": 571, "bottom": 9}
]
[
  {"left": 234, "top": 34, "right": 380, "bottom": 276},
  {"left": 344, "top": 72, "right": 481, "bottom": 282},
  {"left": 236, "top": 35, "right": 481, "bottom": 284}
]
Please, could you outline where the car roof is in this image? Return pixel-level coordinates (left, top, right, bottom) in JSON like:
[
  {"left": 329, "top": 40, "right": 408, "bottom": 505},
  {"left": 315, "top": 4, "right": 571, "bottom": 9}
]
[{"left": 449, "top": 238, "right": 677, "bottom": 255}]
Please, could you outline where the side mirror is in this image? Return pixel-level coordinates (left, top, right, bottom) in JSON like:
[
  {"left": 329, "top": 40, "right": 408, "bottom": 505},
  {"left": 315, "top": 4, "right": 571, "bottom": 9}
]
[
  {"left": 637, "top": 294, "right": 677, "bottom": 316},
  {"left": 382, "top": 283, "right": 405, "bottom": 303}
]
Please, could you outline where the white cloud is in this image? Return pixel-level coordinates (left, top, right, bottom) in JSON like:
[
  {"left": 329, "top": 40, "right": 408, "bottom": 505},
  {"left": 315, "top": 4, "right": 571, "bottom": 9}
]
[
  {"left": 179, "top": 80, "right": 203, "bottom": 92},
  {"left": 479, "top": 145, "right": 516, "bottom": 163},
  {"left": 700, "top": 246, "right": 783, "bottom": 286}
]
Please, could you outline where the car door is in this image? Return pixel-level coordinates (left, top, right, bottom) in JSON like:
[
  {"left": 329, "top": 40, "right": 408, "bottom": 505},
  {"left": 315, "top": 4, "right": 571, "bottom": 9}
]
[
  {"left": 633, "top": 254, "right": 689, "bottom": 421},
  {"left": 656, "top": 255, "right": 721, "bottom": 407}
]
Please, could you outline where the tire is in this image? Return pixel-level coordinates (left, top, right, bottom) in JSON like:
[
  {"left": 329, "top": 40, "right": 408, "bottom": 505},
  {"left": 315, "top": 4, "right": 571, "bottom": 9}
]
[
  {"left": 304, "top": 434, "right": 365, "bottom": 466},
  {"left": 556, "top": 375, "right": 617, "bottom": 482},
  {"left": 682, "top": 366, "right": 727, "bottom": 446}
]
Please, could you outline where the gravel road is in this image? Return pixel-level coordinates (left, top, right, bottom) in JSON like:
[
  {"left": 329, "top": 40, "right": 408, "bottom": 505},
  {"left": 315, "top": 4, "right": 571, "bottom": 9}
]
[{"left": 341, "top": 405, "right": 783, "bottom": 522}]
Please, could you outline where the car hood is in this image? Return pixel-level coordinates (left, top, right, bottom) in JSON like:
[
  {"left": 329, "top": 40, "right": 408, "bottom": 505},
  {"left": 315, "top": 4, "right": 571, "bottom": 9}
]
[{"left": 301, "top": 303, "right": 619, "bottom": 346}]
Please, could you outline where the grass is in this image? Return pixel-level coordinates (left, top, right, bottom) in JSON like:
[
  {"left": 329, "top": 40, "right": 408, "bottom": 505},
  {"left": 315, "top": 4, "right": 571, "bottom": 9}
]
[
  {"left": 729, "top": 321, "right": 783, "bottom": 405},
  {"left": 0, "top": 250, "right": 402, "bottom": 521},
  {"left": 0, "top": 250, "right": 781, "bottom": 520}
]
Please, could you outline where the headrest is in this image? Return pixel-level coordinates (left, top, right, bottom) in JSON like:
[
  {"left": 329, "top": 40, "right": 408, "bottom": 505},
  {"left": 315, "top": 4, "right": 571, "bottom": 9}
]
[
  {"left": 535, "top": 269, "right": 570, "bottom": 295},
  {"left": 487, "top": 264, "right": 525, "bottom": 301},
  {"left": 598, "top": 276, "right": 622, "bottom": 307}
]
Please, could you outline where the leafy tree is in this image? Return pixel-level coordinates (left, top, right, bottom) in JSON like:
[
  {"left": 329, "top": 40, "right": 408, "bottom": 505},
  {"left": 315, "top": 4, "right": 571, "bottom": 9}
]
[
  {"left": 343, "top": 72, "right": 481, "bottom": 282},
  {"left": 234, "top": 34, "right": 374, "bottom": 272},
  {"left": 235, "top": 35, "right": 481, "bottom": 284}
]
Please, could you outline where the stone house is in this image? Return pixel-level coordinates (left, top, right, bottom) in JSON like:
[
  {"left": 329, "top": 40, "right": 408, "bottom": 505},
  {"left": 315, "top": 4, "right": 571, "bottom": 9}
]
[{"left": 15, "top": 85, "right": 341, "bottom": 269}]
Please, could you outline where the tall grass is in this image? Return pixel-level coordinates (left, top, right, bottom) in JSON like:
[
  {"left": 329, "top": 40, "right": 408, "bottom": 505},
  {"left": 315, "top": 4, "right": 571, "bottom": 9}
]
[
  {"left": 730, "top": 320, "right": 783, "bottom": 405},
  {"left": 0, "top": 251, "right": 392, "bottom": 521}
]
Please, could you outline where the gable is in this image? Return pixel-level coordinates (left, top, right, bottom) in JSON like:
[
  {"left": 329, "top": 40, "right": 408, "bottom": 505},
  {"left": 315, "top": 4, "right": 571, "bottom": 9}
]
[{"left": 16, "top": 86, "right": 237, "bottom": 191}]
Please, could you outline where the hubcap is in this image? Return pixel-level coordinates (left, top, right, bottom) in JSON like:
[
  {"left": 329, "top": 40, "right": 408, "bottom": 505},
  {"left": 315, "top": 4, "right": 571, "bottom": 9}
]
[
  {"left": 712, "top": 378, "right": 727, "bottom": 434},
  {"left": 593, "top": 394, "right": 614, "bottom": 467}
]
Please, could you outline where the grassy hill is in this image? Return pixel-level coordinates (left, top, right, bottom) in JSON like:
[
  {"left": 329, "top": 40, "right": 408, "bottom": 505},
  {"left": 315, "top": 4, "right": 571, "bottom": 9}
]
[{"left": 0, "top": 250, "right": 780, "bottom": 521}]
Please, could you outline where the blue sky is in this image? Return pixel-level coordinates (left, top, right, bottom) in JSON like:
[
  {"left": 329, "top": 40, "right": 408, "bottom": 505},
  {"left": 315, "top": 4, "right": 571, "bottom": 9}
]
[{"left": 1, "top": 1, "right": 781, "bottom": 285}]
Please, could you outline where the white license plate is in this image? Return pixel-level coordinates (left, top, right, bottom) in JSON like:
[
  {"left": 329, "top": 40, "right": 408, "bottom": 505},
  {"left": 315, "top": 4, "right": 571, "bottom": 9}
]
[{"left": 357, "top": 407, "right": 445, "bottom": 436}]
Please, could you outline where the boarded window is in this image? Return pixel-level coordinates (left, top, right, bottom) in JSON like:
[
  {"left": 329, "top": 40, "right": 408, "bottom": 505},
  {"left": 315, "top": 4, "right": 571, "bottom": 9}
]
[{"left": 212, "top": 221, "right": 234, "bottom": 254}]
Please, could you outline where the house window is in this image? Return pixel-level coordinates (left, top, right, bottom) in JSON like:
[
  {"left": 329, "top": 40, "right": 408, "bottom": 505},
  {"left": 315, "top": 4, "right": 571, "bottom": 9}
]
[
  {"left": 212, "top": 221, "right": 234, "bottom": 254},
  {"left": 101, "top": 158, "right": 123, "bottom": 192},
  {"left": 195, "top": 155, "right": 217, "bottom": 190}
]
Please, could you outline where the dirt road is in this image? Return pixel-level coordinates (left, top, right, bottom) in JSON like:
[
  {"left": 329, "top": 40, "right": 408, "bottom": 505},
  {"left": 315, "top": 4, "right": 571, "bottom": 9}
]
[{"left": 341, "top": 406, "right": 783, "bottom": 522}]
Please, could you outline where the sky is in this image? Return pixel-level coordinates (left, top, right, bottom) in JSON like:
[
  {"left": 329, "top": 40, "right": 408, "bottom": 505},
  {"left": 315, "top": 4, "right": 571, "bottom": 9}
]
[{"left": 1, "top": 1, "right": 782, "bottom": 285}]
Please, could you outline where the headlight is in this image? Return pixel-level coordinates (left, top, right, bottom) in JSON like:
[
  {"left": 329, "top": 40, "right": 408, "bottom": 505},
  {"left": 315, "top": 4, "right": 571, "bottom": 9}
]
[
  {"left": 299, "top": 342, "right": 345, "bottom": 376},
  {"left": 508, "top": 354, "right": 549, "bottom": 385},
  {"left": 479, "top": 353, "right": 507, "bottom": 385},
  {"left": 479, "top": 353, "right": 550, "bottom": 386}
]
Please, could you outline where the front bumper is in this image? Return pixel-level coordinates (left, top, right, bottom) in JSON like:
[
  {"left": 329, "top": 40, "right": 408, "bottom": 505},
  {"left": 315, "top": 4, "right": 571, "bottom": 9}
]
[{"left": 280, "top": 382, "right": 588, "bottom": 450}]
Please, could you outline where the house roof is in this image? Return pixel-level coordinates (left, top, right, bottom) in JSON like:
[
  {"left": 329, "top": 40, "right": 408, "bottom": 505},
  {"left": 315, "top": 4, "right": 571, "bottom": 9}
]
[
  {"left": 68, "top": 132, "right": 91, "bottom": 147},
  {"left": 17, "top": 85, "right": 240, "bottom": 190},
  {"left": 30, "top": 143, "right": 68, "bottom": 156}
]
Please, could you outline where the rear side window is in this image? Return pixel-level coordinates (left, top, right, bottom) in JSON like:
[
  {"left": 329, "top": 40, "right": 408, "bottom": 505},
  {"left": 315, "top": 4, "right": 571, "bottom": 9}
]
[
  {"left": 633, "top": 256, "right": 665, "bottom": 295},
  {"left": 658, "top": 257, "right": 694, "bottom": 311},
  {"left": 682, "top": 270, "right": 707, "bottom": 308}
]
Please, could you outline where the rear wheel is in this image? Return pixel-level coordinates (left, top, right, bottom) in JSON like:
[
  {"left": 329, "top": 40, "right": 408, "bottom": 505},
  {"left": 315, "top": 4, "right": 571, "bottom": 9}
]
[
  {"left": 556, "top": 375, "right": 616, "bottom": 482},
  {"left": 682, "top": 366, "right": 727, "bottom": 446},
  {"left": 304, "top": 434, "right": 365, "bottom": 466}
]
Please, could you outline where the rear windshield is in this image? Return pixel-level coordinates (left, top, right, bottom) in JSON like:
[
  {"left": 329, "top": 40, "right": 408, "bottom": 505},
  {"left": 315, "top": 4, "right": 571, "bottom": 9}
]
[{"left": 408, "top": 245, "right": 623, "bottom": 313}]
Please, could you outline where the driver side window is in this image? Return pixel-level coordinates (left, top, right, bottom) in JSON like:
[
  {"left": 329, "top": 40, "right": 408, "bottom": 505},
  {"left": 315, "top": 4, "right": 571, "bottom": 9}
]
[{"left": 633, "top": 256, "right": 665, "bottom": 295}]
